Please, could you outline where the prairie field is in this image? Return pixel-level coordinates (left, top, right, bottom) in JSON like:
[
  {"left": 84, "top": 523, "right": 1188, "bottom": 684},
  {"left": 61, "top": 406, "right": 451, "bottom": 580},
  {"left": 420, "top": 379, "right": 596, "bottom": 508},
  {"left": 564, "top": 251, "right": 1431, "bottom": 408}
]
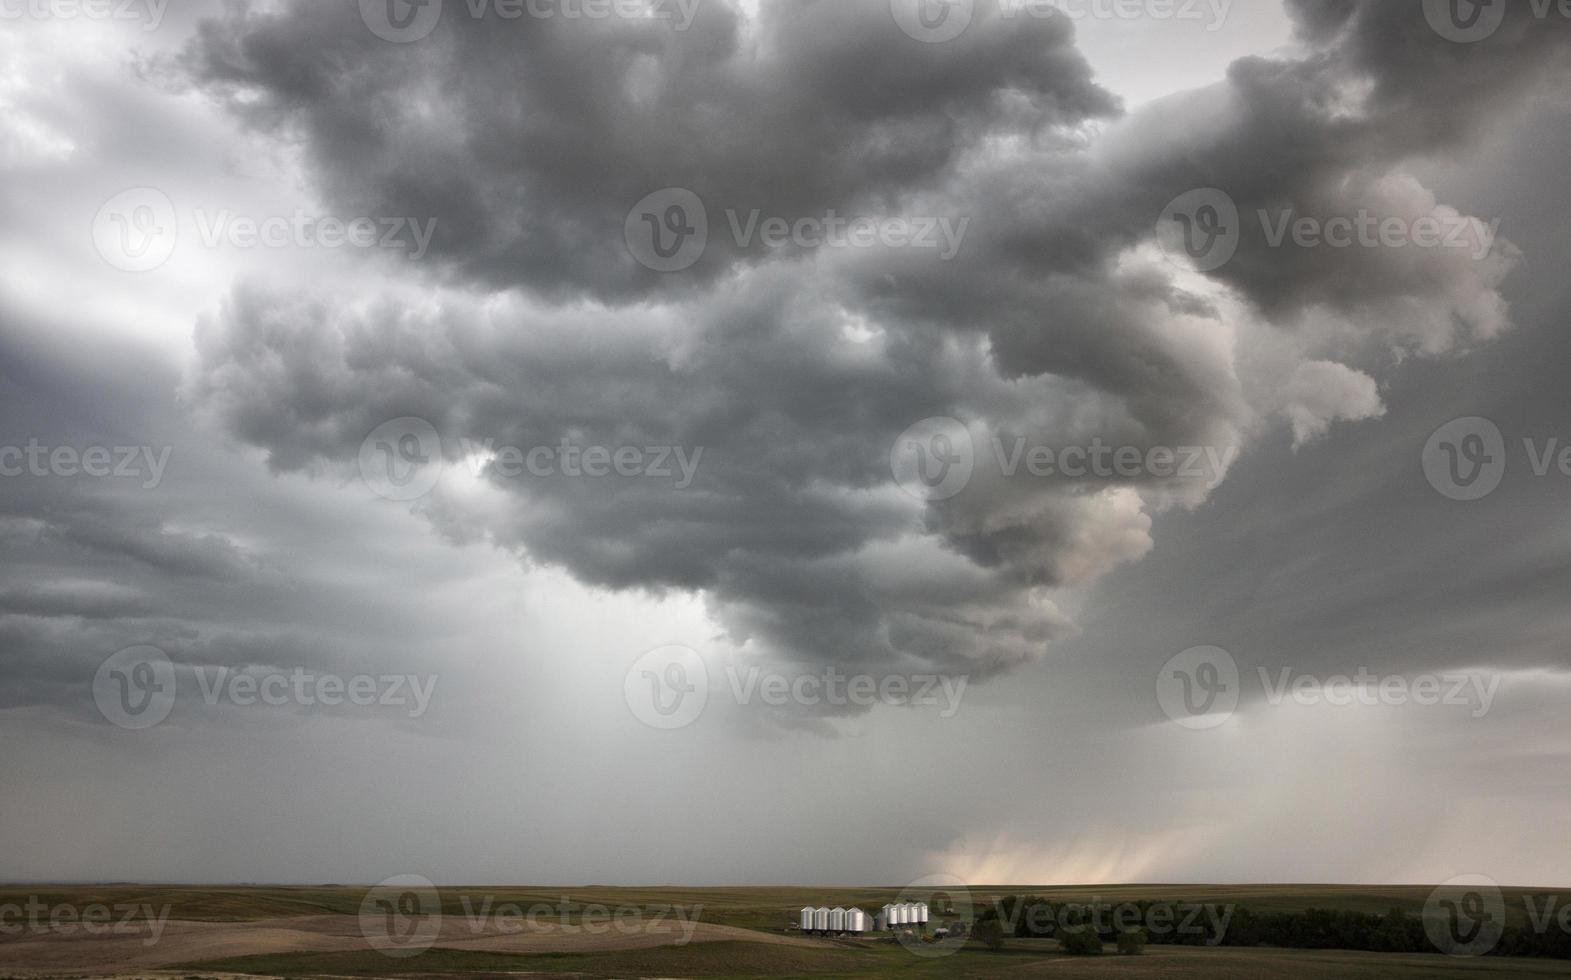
[{"left": 3, "top": 885, "right": 1569, "bottom": 979}]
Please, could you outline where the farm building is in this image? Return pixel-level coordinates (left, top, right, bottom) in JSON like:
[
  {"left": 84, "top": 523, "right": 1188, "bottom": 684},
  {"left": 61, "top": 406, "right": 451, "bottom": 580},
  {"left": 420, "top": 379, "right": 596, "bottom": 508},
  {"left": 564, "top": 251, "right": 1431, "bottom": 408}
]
[{"left": 799, "top": 902, "right": 926, "bottom": 936}]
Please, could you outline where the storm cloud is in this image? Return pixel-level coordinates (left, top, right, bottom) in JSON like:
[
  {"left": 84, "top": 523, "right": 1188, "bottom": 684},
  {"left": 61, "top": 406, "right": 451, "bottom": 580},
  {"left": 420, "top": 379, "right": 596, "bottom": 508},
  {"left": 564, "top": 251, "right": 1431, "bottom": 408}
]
[
  {"left": 174, "top": 0, "right": 1560, "bottom": 682},
  {"left": 4, "top": 0, "right": 1571, "bottom": 889}
]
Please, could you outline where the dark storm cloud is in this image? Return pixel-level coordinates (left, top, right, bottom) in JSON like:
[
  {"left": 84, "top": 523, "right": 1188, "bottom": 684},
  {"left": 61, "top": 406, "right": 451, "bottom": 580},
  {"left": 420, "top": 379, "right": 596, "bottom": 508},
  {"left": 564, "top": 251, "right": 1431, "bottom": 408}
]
[
  {"left": 179, "top": 0, "right": 1118, "bottom": 299},
  {"left": 175, "top": 1, "right": 1566, "bottom": 683},
  {"left": 189, "top": 274, "right": 1088, "bottom": 674},
  {"left": 878, "top": 0, "right": 1568, "bottom": 365}
]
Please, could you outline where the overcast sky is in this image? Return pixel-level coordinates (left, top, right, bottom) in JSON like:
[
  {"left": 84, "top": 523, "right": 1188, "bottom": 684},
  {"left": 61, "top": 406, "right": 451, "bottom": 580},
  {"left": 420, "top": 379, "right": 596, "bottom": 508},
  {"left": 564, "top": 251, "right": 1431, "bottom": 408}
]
[{"left": 2, "top": 0, "right": 1569, "bottom": 888}]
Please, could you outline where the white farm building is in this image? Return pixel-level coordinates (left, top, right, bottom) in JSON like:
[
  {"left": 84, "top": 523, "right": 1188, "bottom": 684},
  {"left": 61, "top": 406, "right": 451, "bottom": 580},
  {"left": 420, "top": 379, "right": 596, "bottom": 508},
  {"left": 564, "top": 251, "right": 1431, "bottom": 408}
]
[{"left": 799, "top": 901, "right": 926, "bottom": 935}]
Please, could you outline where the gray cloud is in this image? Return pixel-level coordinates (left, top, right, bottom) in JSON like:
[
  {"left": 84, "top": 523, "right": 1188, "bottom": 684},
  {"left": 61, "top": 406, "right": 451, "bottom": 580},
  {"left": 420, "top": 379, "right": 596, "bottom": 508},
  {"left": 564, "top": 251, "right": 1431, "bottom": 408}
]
[
  {"left": 167, "top": 0, "right": 1567, "bottom": 691},
  {"left": 3, "top": 0, "right": 1571, "bottom": 889},
  {"left": 179, "top": 0, "right": 1119, "bottom": 299}
]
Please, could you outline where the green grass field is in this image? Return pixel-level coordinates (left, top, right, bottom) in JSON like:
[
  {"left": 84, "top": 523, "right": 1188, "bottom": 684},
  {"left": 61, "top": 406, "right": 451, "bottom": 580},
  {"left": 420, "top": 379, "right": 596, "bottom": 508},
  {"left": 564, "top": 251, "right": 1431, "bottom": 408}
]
[
  {"left": 5, "top": 885, "right": 1570, "bottom": 979},
  {"left": 5, "top": 883, "right": 1568, "bottom": 928},
  {"left": 178, "top": 941, "right": 1571, "bottom": 980}
]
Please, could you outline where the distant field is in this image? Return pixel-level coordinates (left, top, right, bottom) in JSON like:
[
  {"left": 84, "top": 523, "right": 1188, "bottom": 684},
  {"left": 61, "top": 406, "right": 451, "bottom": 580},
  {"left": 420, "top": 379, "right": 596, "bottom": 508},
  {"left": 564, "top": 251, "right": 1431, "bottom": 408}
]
[
  {"left": 5, "top": 883, "right": 1570, "bottom": 928},
  {"left": 173, "top": 941, "right": 1571, "bottom": 979},
  {"left": 3, "top": 885, "right": 1570, "bottom": 979}
]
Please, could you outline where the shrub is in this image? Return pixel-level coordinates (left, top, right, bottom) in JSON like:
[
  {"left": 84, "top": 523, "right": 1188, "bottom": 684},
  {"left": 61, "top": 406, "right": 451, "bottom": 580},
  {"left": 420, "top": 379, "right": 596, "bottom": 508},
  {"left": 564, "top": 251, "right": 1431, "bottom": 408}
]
[
  {"left": 971, "top": 916, "right": 1005, "bottom": 950},
  {"left": 1117, "top": 929, "right": 1146, "bottom": 955},
  {"left": 1059, "top": 923, "right": 1104, "bottom": 955}
]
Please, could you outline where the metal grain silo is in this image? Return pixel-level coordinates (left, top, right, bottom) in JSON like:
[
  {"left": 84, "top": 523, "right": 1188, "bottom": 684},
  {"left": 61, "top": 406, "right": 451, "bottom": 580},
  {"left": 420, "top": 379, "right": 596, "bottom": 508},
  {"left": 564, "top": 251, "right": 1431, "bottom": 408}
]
[
  {"left": 799, "top": 907, "right": 814, "bottom": 932},
  {"left": 877, "top": 905, "right": 890, "bottom": 931},
  {"left": 829, "top": 907, "right": 846, "bottom": 932},
  {"left": 916, "top": 902, "right": 929, "bottom": 925},
  {"left": 813, "top": 907, "right": 829, "bottom": 932},
  {"left": 847, "top": 908, "right": 866, "bottom": 933},
  {"left": 894, "top": 903, "right": 909, "bottom": 925}
]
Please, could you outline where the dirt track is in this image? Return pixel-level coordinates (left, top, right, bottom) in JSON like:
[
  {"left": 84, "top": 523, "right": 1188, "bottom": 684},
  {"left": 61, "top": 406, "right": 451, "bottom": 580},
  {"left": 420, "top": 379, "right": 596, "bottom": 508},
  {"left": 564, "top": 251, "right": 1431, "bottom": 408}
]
[{"left": 0, "top": 912, "right": 824, "bottom": 975}]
